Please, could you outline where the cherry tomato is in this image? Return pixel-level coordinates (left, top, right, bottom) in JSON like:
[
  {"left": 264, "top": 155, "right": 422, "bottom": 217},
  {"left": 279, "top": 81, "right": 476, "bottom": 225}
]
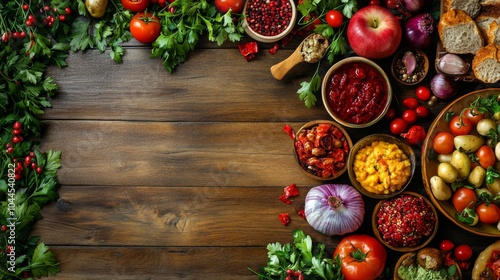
[
  {"left": 452, "top": 187, "right": 477, "bottom": 213},
  {"left": 476, "top": 145, "right": 496, "bottom": 169},
  {"left": 476, "top": 202, "right": 500, "bottom": 224},
  {"left": 390, "top": 118, "right": 408, "bottom": 135},
  {"left": 433, "top": 131, "right": 455, "bottom": 155},
  {"left": 333, "top": 235, "right": 387, "bottom": 280},
  {"left": 454, "top": 244, "right": 473, "bottom": 262},
  {"left": 325, "top": 10, "right": 343, "bottom": 28},
  {"left": 416, "top": 85, "right": 431, "bottom": 101},
  {"left": 214, "top": 0, "right": 244, "bottom": 13},
  {"left": 402, "top": 97, "right": 419, "bottom": 109},
  {"left": 449, "top": 115, "right": 473, "bottom": 136},
  {"left": 130, "top": 12, "right": 161, "bottom": 44},
  {"left": 415, "top": 105, "right": 430, "bottom": 118},
  {"left": 463, "top": 107, "right": 484, "bottom": 126},
  {"left": 440, "top": 240, "right": 455, "bottom": 252},
  {"left": 369, "top": 0, "right": 381, "bottom": 5},
  {"left": 121, "top": 0, "right": 150, "bottom": 12},
  {"left": 402, "top": 109, "right": 418, "bottom": 123},
  {"left": 384, "top": 108, "right": 396, "bottom": 120}
]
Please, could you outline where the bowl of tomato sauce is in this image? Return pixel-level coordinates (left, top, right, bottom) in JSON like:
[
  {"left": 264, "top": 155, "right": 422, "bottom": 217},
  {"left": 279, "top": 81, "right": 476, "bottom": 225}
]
[{"left": 321, "top": 57, "right": 392, "bottom": 128}]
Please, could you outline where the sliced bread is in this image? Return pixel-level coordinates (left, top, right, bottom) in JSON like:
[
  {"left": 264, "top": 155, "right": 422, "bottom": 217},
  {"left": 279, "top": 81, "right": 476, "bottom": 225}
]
[
  {"left": 480, "top": 0, "right": 500, "bottom": 6},
  {"left": 475, "top": 5, "right": 500, "bottom": 44},
  {"left": 444, "top": 0, "right": 482, "bottom": 18},
  {"left": 472, "top": 44, "right": 500, "bottom": 83},
  {"left": 438, "top": 10, "right": 484, "bottom": 54}
]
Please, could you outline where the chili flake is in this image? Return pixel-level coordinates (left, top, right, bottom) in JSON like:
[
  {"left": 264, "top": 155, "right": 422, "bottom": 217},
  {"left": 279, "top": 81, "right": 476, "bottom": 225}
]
[{"left": 278, "top": 213, "right": 290, "bottom": 226}]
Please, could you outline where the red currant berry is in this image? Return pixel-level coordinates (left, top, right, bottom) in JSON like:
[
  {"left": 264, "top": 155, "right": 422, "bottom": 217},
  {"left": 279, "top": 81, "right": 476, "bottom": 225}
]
[
  {"left": 13, "top": 121, "right": 22, "bottom": 130},
  {"left": 23, "top": 4, "right": 29, "bottom": 10},
  {"left": 36, "top": 167, "right": 43, "bottom": 174}
]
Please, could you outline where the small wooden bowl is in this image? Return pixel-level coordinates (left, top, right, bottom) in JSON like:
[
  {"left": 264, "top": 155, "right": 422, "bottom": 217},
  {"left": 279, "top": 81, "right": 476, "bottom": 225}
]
[
  {"left": 348, "top": 134, "right": 415, "bottom": 199},
  {"left": 394, "top": 252, "right": 462, "bottom": 280},
  {"left": 292, "top": 120, "right": 352, "bottom": 181},
  {"left": 391, "top": 48, "right": 429, "bottom": 86},
  {"left": 372, "top": 192, "right": 438, "bottom": 252}
]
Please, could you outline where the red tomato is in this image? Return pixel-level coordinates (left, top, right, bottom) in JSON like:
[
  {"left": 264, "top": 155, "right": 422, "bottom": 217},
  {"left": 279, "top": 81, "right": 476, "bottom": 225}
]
[
  {"left": 121, "top": 0, "right": 150, "bottom": 12},
  {"left": 439, "top": 240, "right": 455, "bottom": 252},
  {"left": 463, "top": 107, "right": 484, "bottom": 125},
  {"left": 333, "top": 234, "right": 387, "bottom": 280},
  {"left": 476, "top": 202, "right": 500, "bottom": 224},
  {"left": 326, "top": 10, "right": 343, "bottom": 28},
  {"left": 415, "top": 105, "right": 430, "bottom": 118},
  {"left": 214, "top": 0, "right": 244, "bottom": 13},
  {"left": 402, "top": 109, "right": 418, "bottom": 123},
  {"left": 476, "top": 145, "right": 496, "bottom": 169},
  {"left": 384, "top": 107, "right": 396, "bottom": 120},
  {"left": 416, "top": 85, "right": 431, "bottom": 101},
  {"left": 452, "top": 187, "right": 477, "bottom": 213},
  {"left": 433, "top": 131, "right": 455, "bottom": 155},
  {"left": 402, "top": 97, "right": 419, "bottom": 109},
  {"left": 454, "top": 244, "right": 473, "bottom": 262},
  {"left": 390, "top": 118, "right": 408, "bottom": 135},
  {"left": 449, "top": 115, "right": 473, "bottom": 136},
  {"left": 130, "top": 12, "right": 161, "bottom": 44}
]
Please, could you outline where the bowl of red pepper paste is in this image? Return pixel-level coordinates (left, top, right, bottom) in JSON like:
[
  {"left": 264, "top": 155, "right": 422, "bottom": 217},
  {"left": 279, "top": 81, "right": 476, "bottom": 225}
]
[
  {"left": 372, "top": 192, "right": 438, "bottom": 252},
  {"left": 292, "top": 120, "right": 352, "bottom": 180},
  {"left": 321, "top": 57, "right": 392, "bottom": 128},
  {"left": 242, "top": 0, "right": 297, "bottom": 43}
]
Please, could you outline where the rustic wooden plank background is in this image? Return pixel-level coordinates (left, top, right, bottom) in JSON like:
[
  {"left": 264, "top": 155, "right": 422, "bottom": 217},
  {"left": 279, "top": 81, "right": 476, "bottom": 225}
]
[{"left": 32, "top": 24, "right": 499, "bottom": 279}]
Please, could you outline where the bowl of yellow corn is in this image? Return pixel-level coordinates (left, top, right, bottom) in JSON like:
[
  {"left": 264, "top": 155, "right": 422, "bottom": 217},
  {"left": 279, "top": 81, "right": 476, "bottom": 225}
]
[{"left": 347, "top": 134, "right": 416, "bottom": 199}]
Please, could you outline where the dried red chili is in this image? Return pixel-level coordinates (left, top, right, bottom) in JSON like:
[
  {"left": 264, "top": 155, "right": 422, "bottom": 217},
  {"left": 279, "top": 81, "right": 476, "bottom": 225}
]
[
  {"left": 401, "top": 125, "right": 427, "bottom": 145},
  {"left": 278, "top": 213, "right": 290, "bottom": 226},
  {"left": 279, "top": 194, "right": 292, "bottom": 205},
  {"left": 268, "top": 43, "right": 279, "bottom": 55},
  {"left": 283, "top": 124, "right": 295, "bottom": 140},
  {"left": 283, "top": 183, "right": 299, "bottom": 198},
  {"left": 297, "top": 209, "right": 306, "bottom": 219},
  {"left": 238, "top": 41, "right": 259, "bottom": 61}
]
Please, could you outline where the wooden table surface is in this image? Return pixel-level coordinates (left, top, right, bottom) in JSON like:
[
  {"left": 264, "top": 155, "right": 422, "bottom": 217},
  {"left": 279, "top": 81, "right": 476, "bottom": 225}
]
[{"left": 33, "top": 29, "right": 499, "bottom": 279}]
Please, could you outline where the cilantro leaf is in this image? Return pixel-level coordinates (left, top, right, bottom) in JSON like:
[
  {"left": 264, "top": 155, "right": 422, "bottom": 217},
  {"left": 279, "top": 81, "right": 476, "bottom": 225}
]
[
  {"left": 28, "top": 243, "right": 60, "bottom": 278},
  {"left": 297, "top": 72, "right": 321, "bottom": 108}
]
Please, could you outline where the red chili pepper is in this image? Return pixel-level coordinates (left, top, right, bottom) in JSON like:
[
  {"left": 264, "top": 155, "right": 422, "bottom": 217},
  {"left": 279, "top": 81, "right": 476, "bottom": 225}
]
[
  {"left": 278, "top": 213, "right": 290, "bottom": 226},
  {"left": 443, "top": 252, "right": 455, "bottom": 267},
  {"left": 400, "top": 125, "right": 427, "bottom": 145},
  {"left": 279, "top": 194, "right": 292, "bottom": 205},
  {"left": 268, "top": 43, "right": 279, "bottom": 55},
  {"left": 283, "top": 124, "right": 295, "bottom": 140},
  {"left": 238, "top": 42, "right": 259, "bottom": 61},
  {"left": 297, "top": 209, "right": 306, "bottom": 220},
  {"left": 283, "top": 183, "right": 299, "bottom": 198}
]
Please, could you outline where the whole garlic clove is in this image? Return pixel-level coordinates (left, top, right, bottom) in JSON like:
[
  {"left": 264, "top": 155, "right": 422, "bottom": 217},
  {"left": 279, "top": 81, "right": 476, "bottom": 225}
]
[{"left": 437, "top": 53, "right": 470, "bottom": 75}]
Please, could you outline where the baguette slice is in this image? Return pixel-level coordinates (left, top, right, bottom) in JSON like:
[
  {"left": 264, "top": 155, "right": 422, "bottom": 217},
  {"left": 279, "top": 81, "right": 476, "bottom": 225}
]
[
  {"left": 475, "top": 5, "right": 500, "bottom": 45},
  {"left": 444, "top": 0, "right": 482, "bottom": 18},
  {"left": 438, "top": 10, "right": 484, "bottom": 54},
  {"left": 472, "top": 44, "right": 500, "bottom": 83}
]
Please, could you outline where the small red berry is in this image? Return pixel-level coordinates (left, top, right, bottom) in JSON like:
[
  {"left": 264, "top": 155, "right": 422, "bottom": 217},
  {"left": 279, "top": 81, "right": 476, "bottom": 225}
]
[
  {"left": 36, "top": 167, "right": 43, "bottom": 174},
  {"left": 12, "top": 136, "right": 21, "bottom": 144},
  {"left": 24, "top": 155, "right": 32, "bottom": 164},
  {"left": 6, "top": 147, "right": 14, "bottom": 153},
  {"left": 12, "top": 128, "right": 22, "bottom": 135},
  {"left": 14, "top": 173, "right": 22, "bottom": 180},
  {"left": 1, "top": 225, "right": 7, "bottom": 232},
  {"left": 31, "top": 162, "right": 37, "bottom": 169},
  {"left": 65, "top": 7, "right": 71, "bottom": 15},
  {"left": 23, "top": 4, "right": 29, "bottom": 10},
  {"left": 13, "top": 121, "right": 22, "bottom": 130}
]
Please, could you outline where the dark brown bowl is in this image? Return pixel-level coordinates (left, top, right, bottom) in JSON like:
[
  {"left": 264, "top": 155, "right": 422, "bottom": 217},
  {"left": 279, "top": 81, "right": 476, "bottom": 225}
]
[
  {"left": 394, "top": 251, "right": 462, "bottom": 280},
  {"left": 391, "top": 48, "right": 429, "bottom": 86}
]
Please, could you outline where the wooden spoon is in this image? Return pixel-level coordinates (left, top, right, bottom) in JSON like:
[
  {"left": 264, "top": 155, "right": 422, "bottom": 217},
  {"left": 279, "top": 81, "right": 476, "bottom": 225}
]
[{"left": 270, "top": 34, "right": 328, "bottom": 80}]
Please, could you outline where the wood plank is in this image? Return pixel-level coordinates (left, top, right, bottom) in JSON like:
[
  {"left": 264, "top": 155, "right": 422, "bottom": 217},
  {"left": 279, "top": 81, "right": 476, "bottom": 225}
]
[
  {"left": 43, "top": 48, "right": 330, "bottom": 122},
  {"left": 40, "top": 120, "right": 349, "bottom": 187}
]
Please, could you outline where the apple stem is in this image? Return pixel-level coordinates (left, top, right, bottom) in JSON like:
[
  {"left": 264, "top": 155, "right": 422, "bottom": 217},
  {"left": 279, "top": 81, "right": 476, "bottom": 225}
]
[{"left": 370, "top": 19, "right": 379, "bottom": 29}]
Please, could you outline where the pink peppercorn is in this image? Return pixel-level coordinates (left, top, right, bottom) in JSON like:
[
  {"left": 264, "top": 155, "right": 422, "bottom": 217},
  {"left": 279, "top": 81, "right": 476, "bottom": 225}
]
[{"left": 246, "top": 0, "right": 292, "bottom": 37}]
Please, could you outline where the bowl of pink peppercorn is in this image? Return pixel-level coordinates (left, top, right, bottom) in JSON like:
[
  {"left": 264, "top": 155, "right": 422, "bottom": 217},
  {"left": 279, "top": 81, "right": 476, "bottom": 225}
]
[{"left": 242, "top": 0, "right": 297, "bottom": 43}]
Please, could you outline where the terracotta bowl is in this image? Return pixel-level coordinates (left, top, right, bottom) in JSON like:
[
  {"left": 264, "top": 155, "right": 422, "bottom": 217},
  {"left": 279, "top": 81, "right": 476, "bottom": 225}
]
[
  {"left": 292, "top": 120, "right": 352, "bottom": 181},
  {"left": 242, "top": 0, "right": 297, "bottom": 43},
  {"left": 394, "top": 251, "right": 462, "bottom": 280},
  {"left": 391, "top": 48, "right": 429, "bottom": 86},
  {"left": 347, "top": 134, "right": 415, "bottom": 199},
  {"left": 321, "top": 56, "right": 392, "bottom": 128},
  {"left": 422, "top": 88, "right": 500, "bottom": 237},
  {"left": 372, "top": 192, "right": 438, "bottom": 252}
]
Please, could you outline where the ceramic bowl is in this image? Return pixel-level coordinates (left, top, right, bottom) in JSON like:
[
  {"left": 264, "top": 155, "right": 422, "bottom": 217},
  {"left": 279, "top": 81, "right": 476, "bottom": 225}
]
[
  {"left": 321, "top": 57, "right": 392, "bottom": 128},
  {"left": 292, "top": 120, "right": 352, "bottom": 181},
  {"left": 391, "top": 48, "right": 429, "bottom": 86},
  {"left": 242, "top": 0, "right": 297, "bottom": 43},
  {"left": 372, "top": 192, "right": 438, "bottom": 252},
  {"left": 347, "top": 134, "right": 415, "bottom": 199},
  {"left": 422, "top": 88, "right": 500, "bottom": 237},
  {"left": 394, "top": 251, "right": 462, "bottom": 280}
]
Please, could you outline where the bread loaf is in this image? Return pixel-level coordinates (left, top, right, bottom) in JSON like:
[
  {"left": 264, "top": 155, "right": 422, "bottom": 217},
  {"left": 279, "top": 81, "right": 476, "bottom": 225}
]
[
  {"left": 475, "top": 5, "right": 500, "bottom": 45},
  {"left": 444, "top": 0, "right": 482, "bottom": 18},
  {"left": 438, "top": 10, "right": 484, "bottom": 54},
  {"left": 472, "top": 44, "right": 500, "bottom": 83}
]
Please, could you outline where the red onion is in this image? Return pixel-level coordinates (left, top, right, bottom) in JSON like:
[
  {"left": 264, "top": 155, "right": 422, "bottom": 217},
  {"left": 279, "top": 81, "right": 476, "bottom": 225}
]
[
  {"left": 404, "top": 13, "right": 435, "bottom": 49},
  {"left": 431, "top": 73, "right": 458, "bottom": 100},
  {"left": 304, "top": 184, "right": 364, "bottom": 236}
]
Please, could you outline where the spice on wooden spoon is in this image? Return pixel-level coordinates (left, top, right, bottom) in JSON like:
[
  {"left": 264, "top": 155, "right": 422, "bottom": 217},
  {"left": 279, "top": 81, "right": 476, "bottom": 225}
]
[{"left": 270, "top": 33, "right": 329, "bottom": 80}]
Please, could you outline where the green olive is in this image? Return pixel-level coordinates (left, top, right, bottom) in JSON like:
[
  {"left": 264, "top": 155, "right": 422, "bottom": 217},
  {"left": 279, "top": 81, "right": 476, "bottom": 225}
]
[
  {"left": 85, "top": 0, "right": 108, "bottom": 18},
  {"left": 468, "top": 165, "right": 486, "bottom": 188},
  {"left": 437, "top": 162, "right": 458, "bottom": 184},
  {"left": 453, "top": 135, "right": 484, "bottom": 152},
  {"left": 430, "top": 175, "right": 452, "bottom": 201},
  {"left": 449, "top": 150, "right": 471, "bottom": 179}
]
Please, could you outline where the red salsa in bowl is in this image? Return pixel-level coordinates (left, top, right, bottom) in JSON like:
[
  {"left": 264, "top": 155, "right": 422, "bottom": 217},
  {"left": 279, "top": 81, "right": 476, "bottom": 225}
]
[{"left": 322, "top": 57, "right": 392, "bottom": 128}]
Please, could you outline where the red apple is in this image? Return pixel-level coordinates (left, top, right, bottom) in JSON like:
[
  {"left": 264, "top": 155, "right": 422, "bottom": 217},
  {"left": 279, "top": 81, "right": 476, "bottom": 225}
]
[{"left": 347, "top": 5, "right": 402, "bottom": 59}]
